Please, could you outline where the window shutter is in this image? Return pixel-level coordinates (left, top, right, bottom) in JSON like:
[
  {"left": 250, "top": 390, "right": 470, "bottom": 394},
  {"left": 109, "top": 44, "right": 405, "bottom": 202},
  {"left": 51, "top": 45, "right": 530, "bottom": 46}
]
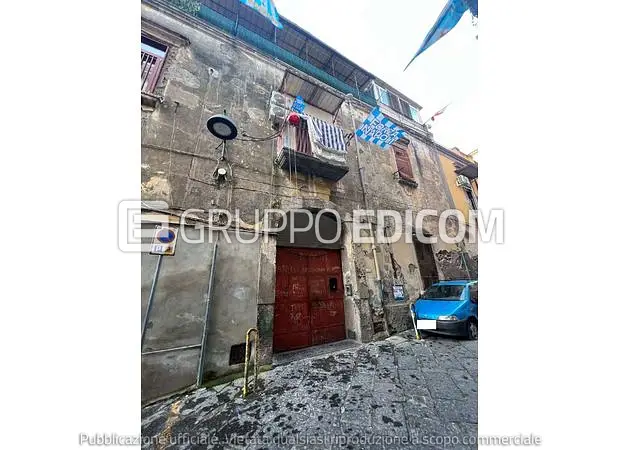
[
  {"left": 393, "top": 142, "right": 414, "bottom": 179},
  {"left": 141, "top": 36, "right": 168, "bottom": 94},
  {"left": 387, "top": 91, "right": 400, "bottom": 111},
  {"left": 295, "top": 117, "right": 312, "bottom": 155},
  {"left": 400, "top": 99, "right": 412, "bottom": 119}
]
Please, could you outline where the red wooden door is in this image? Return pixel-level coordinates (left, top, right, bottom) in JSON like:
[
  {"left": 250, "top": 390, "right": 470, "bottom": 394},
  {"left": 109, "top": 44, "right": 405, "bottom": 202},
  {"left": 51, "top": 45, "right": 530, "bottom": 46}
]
[{"left": 274, "top": 248, "right": 345, "bottom": 352}]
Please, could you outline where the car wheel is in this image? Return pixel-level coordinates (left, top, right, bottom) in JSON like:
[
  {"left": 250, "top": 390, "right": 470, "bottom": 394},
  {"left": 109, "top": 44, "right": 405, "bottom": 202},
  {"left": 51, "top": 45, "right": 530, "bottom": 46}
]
[{"left": 467, "top": 319, "right": 478, "bottom": 340}]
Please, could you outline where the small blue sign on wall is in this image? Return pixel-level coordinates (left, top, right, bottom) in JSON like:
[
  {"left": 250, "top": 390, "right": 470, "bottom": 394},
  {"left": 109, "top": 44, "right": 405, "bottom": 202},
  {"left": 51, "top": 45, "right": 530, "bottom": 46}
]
[
  {"left": 291, "top": 96, "right": 305, "bottom": 113},
  {"left": 393, "top": 284, "right": 405, "bottom": 301}
]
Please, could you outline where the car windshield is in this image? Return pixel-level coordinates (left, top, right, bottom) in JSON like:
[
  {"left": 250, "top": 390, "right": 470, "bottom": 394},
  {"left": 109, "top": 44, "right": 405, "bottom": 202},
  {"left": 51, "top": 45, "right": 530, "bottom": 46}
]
[{"left": 421, "top": 285, "right": 465, "bottom": 300}]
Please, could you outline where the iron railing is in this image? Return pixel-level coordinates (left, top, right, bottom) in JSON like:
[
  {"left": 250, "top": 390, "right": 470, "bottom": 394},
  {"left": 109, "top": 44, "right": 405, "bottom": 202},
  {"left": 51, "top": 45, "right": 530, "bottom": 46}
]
[{"left": 141, "top": 50, "right": 164, "bottom": 94}]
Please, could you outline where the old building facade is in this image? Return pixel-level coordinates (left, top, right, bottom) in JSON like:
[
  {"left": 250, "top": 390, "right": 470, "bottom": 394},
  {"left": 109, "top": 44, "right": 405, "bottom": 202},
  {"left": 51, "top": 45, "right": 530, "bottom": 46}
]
[
  {"left": 436, "top": 146, "right": 479, "bottom": 280},
  {"left": 140, "top": 0, "right": 478, "bottom": 402}
]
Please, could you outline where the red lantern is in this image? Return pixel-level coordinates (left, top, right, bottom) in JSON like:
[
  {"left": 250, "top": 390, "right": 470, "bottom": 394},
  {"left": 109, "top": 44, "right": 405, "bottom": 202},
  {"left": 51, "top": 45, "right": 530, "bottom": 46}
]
[{"left": 288, "top": 113, "right": 300, "bottom": 126}]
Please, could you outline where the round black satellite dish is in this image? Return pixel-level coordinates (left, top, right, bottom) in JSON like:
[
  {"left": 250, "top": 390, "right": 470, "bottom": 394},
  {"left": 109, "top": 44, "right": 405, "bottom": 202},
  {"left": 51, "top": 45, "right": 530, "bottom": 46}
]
[{"left": 206, "top": 114, "right": 238, "bottom": 141}]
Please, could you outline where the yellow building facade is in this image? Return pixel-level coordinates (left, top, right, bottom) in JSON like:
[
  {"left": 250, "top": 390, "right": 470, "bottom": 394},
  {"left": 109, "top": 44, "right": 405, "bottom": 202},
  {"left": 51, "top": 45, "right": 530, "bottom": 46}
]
[{"left": 438, "top": 147, "right": 478, "bottom": 225}]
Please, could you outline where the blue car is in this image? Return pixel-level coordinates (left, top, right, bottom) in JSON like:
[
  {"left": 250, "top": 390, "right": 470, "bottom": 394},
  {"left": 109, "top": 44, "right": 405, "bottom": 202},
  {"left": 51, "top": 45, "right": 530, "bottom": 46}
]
[{"left": 412, "top": 280, "right": 478, "bottom": 340}]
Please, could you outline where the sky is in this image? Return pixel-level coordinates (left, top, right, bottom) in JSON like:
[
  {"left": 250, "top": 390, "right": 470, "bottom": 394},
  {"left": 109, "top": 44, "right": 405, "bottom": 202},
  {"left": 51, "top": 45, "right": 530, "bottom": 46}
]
[{"left": 275, "top": 0, "right": 479, "bottom": 153}]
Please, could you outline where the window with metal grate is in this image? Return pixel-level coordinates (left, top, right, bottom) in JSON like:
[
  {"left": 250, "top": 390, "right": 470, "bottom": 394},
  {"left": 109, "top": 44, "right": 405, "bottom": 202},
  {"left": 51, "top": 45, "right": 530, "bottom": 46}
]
[{"left": 141, "top": 35, "right": 168, "bottom": 94}]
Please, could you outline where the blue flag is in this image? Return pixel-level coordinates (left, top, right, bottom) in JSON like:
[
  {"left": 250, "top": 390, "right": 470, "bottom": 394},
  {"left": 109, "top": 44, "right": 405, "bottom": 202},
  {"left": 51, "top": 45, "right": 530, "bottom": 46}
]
[
  {"left": 291, "top": 96, "right": 305, "bottom": 113},
  {"left": 404, "top": 0, "right": 468, "bottom": 70},
  {"left": 355, "top": 107, "right": 406, "bottom": 150},
  {"left": 464, "top": 0, "right": 478, "bottom": 18},
  {"left": 238, "top": 0, "right": 283, "bottom": 29}
]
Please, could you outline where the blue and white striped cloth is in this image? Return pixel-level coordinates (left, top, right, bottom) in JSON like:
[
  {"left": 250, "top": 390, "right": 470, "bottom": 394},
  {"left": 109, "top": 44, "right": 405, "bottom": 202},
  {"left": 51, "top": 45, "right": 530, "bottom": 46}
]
[
  {"left": 355, "top": 107, "right": 406, "bottom": 149},
  {"left": 309, "top": 116, "right": 347, "bottom": 153}
]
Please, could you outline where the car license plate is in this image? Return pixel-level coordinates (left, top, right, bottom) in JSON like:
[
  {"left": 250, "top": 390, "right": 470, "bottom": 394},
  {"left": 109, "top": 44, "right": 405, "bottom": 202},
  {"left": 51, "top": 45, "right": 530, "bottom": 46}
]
[{"left": 417, "top": 319, "right": 436, "bottom": 330}]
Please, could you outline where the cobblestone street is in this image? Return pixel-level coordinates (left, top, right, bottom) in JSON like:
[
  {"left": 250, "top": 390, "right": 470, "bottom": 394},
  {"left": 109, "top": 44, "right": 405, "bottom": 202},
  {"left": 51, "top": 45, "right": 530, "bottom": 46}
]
[{"left": 142, "top": 331, "right": 477, "bottom": 449}]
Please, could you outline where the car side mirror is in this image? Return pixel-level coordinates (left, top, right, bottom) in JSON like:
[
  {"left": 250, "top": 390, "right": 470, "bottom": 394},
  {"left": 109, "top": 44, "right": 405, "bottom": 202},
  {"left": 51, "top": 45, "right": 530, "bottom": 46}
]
[{"left": 417, "top": 290, "right": 425, "bottom": 300}]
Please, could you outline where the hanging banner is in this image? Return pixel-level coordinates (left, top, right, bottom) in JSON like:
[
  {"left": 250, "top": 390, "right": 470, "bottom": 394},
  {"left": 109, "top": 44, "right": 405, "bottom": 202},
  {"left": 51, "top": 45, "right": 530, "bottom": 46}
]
[
  {"left": 404, "top": 0, "right": 468, "bottom": 70},
  {"left": 355, "top": 107, "right": 406, "bottom": 150},
  {"left": 238, "top": 0, "right": 283, "bottom": 29}
]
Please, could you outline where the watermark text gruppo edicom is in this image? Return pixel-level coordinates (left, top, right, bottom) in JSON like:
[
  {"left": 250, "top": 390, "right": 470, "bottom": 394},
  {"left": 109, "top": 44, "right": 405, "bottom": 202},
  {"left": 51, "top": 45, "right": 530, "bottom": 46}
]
[
  {"left": 118, "top": 200, "right": 504, "bottom": 253},
  {"left": 78, "top": 432, "right": 541, "bottom": 447}
]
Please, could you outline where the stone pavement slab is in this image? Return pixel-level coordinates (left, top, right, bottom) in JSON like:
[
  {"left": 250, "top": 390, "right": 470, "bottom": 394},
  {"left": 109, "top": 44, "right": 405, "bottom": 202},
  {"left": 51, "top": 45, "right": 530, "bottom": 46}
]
[{"left": 142, "top": 333, "right": 477, "bottom": 449}]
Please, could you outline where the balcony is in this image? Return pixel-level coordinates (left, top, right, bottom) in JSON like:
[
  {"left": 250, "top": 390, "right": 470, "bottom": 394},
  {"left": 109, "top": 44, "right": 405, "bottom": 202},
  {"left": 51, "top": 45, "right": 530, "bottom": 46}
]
[
  {"left": 378, "top": 103, "right": 427, "bottom": 136},
  {"left": 275, "top": 121, "right": 349, "bottom": 182}
]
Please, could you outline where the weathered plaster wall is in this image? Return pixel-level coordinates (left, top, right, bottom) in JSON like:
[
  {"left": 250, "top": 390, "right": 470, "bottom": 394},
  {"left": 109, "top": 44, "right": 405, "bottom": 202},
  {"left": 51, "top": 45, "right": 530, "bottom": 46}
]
[
  {"left": 141, "top": 4, "right": 452, "bottom": 228},
  {"left": 436, "top": 153, "right": 479, "bottom": 278},
  {"left": 141, "top": 225, "right": 213, "bottom": 402},
  {"left": 141, "top": 226, "right": 263, "bottom": 402},
  {"left": 439, "top": 153, "right": 475, "bottom": 223},
  {"left": 141, "top": 227, "right": 214, "bottom": 353},
  {"left": 140, "top": 1, "right": 477, "bottom": 401},
  {"left": 202, "top": 231, "right": 261, "bottom": 379}
]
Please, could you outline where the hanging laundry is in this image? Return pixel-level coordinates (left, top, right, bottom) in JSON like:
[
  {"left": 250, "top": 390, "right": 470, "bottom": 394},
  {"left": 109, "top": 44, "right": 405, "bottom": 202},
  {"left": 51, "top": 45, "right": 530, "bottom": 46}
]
[{"left": 308, "top": 116, "right": 347, "bottom": 153}]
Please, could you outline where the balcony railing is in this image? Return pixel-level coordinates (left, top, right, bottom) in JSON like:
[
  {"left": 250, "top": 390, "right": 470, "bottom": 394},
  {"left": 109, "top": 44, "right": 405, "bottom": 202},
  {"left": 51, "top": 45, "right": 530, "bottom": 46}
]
[
  {"left": 377, "top": 103, "right": 427, "bottom": 135},
  {"left": 141, "top": 50, "right": 164, "bottom": 94},
  {"left": 275, "top": 121, "right": 349, "bottom": 182}
]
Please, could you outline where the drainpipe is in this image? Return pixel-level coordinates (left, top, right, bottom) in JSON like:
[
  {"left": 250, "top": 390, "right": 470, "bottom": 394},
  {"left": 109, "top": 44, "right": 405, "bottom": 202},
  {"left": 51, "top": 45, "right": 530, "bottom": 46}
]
[
  {"left": 345, "top": 94, "right": 384, "bottom": 316},
  {"left": 141, "top": 254, "right": 163, "bottom": 350},
  {"left": 459, "top": 242, "right": 472, "bottom": 280},
  {"left": 196, "top": 234, "right": 219, "bottom": 386}
]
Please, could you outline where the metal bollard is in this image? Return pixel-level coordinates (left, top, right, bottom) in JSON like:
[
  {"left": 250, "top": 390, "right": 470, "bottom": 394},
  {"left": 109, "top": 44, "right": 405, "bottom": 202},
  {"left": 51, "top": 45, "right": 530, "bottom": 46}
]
[
  {"left": 410, "top": 308, "right": 421, "bottom": 340},
  {"left": 242, "top": 328, "right": 259, "bottom": 398}
]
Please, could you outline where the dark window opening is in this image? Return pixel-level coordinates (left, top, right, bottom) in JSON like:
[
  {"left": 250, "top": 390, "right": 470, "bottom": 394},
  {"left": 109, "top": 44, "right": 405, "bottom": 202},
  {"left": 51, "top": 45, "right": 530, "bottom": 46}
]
[
  {"left": 399, "top": 98, "right": 412, "bottom": 119},
  {"left": 378, "top": 85, "right": 414, "bottom": 119},
  {"left": 373, "top": 321, "right": 385, "bottom": 333},
  {"left": 413, "top": 236, "right": 439, "bottom": 289},
  {"left": 229, "top": 343, "right": 246, "bottom": 365},
  {"left": 387, "top": 91, "right": 400, "bottom": 112},
  {"left": 142, "top": 36, "right": 167, "bottom": 53}
]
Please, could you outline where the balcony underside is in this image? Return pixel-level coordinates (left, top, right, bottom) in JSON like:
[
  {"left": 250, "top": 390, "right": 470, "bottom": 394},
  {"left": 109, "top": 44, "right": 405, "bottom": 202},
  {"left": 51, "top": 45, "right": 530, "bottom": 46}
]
[
  {"left": 455, "top": 164, "right": 478, "bottom": 179},
  {"left": 275, "top": 147, "right": 349, "bottom": 182}
]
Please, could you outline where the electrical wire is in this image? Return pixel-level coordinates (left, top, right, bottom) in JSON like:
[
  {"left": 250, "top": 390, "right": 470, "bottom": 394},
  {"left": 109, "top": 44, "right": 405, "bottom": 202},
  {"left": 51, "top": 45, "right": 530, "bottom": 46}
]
[
  {"left": 143, "top": 142, "right": 423, "bottom": 209},
  {"left": 236, "top": 111, "right": 292, "bottom": 142},
  {"left": 237, "top": 130, "right": 282, "bottom": 142}
]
